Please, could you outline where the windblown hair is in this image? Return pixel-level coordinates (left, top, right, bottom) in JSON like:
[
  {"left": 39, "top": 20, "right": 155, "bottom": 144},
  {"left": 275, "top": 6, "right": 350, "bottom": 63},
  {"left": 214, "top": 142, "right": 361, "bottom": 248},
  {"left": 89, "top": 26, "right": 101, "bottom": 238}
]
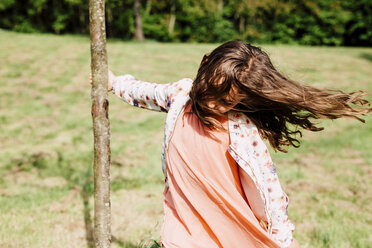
[{"left": 189, "top": 40, "right": 372, "bottom": 153}]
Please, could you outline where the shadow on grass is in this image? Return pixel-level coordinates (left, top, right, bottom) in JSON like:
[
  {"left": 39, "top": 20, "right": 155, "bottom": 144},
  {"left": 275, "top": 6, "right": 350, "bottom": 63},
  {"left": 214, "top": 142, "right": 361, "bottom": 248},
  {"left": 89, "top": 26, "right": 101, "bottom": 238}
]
[
  {"left": 359, "top": 53, "right": 372, "bottom": 62},
  {"left": 79, "top": 160, "right": 161, "bottom": 248},
  {"left": 112, "top": 235, "right": 162, "bottom": 248},
  {"left": 81, "top": 177, "right": 94, "bottom": 248},
  {"left": 7, "top": 149, "right": 160, "bottom": 247}
]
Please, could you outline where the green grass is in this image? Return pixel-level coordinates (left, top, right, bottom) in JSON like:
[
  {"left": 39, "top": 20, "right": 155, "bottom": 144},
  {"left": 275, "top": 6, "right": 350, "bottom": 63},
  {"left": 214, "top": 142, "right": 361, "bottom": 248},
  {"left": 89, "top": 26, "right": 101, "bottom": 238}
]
[{"left": 0, "top": 28, "right": 371, "bottom": 247}]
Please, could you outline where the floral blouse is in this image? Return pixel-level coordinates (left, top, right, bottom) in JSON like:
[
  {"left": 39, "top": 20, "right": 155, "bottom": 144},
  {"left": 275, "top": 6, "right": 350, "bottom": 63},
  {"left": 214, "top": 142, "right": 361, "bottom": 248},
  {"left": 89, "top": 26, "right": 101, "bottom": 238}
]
[{"left": 112, "top": 74, "right": 296, "bottom": 248}]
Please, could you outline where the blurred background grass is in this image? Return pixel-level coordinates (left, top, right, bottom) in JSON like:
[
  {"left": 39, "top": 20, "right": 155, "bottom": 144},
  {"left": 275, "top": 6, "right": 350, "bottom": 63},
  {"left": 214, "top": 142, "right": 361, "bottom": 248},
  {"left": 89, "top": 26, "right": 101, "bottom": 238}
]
[{"left": 0, "top": 29, "right": 371, "bottom": 247}]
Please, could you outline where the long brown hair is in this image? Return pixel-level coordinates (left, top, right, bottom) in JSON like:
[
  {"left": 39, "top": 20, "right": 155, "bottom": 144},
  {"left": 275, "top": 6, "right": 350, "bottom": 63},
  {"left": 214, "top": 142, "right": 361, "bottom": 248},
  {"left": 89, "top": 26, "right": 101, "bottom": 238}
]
[{"left": 189, "top": 40, "right": 372, "bottom": 153}]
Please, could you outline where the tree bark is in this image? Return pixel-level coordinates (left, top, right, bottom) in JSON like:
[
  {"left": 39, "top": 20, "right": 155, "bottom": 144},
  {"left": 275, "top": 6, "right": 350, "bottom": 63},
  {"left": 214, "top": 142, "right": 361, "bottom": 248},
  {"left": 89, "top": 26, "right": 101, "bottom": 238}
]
[
  {"left": 133, "top": 0, "right": 145, "bottom": 41},
  {"left": 89, "top": 0, "right": 111, "bottom": 247}
]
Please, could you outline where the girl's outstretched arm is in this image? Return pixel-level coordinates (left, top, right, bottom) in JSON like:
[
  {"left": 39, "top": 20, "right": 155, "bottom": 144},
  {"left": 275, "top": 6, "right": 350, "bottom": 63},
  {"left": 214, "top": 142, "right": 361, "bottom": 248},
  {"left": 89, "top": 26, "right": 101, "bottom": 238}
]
[{"left": 111, "top": 73, "right": 193, "bottom": 113}]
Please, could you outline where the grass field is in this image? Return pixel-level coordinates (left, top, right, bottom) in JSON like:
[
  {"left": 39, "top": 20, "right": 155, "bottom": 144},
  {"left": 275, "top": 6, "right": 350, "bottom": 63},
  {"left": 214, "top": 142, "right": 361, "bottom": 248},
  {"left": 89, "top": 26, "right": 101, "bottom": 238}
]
[{"left": 0, "top": 28, "right": 371, "bottom": 248}]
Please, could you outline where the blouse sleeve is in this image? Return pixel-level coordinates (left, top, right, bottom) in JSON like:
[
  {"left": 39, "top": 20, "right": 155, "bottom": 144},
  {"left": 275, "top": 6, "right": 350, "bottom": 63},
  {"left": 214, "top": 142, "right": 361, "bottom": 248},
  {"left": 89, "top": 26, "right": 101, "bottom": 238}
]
[
  {"left": 267, "top": 163, "right": 296, "bottom": 248},
  {"left": 232, "top": 113, "right": 296, "bottom": 248},
  {"left": 259, "top": 143, "right": 296, "bottom": 247},
  {"left": 111, "top": 74, "right": 193, "bottom": 113},
  {"left": 241, "top": 121, "right": 295, "bottom": 247}
]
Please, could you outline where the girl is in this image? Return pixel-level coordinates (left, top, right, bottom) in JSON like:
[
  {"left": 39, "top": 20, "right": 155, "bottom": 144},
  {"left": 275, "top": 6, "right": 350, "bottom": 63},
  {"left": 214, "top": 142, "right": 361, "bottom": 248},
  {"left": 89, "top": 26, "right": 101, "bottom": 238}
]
[{"left": 91, "top": 41, "right": 371, "bottom": 248}]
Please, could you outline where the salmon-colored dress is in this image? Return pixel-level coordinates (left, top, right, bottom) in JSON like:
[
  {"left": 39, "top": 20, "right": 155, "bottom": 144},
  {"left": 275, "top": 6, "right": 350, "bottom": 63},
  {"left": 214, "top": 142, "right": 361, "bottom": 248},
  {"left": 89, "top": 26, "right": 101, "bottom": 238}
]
[{"left": 160, "top": 101, "right": 282, "bottom": 248}]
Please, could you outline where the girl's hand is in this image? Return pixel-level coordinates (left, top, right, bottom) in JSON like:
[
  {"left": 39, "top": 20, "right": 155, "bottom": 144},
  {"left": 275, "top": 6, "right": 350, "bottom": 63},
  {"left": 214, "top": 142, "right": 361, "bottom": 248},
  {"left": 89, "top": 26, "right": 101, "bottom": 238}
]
[
  {"left": 108, "top": 69, "right": 115, "bottom": 91},
  {"left": 89, "top": 69, "right": 116, "bottom": 91}
]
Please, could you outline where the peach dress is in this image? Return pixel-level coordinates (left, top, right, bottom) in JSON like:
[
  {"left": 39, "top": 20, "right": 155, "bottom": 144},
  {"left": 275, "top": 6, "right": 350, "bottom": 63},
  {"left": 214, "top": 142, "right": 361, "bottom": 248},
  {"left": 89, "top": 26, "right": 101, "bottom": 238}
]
[{"left": 160, "top": 101, "right": 282, "bottom": 248}]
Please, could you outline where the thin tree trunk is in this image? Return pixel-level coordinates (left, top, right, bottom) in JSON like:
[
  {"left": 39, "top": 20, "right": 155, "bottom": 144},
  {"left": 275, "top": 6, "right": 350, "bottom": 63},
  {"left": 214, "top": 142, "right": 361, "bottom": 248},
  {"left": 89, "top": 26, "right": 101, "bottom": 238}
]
[
  {"left": 218, "top": 0, "right": 223, "bottom": 15},
  {"left": 133, "top": 0, "right": 145, "bottom": 41},
  {"left": 145, "top": 0, "right": 152, "bottom": 15},
  {"left": 89, "top": 0, "right": 111, "bottom": 247},
  {"left": 106, "top": 2, "right": 113, "bottom": 37},
  {"left": 168, "top": 1, "right": 176, "bottom": 35},
  {"left": 239, "top": 16, "right": 245, "bottom": 33}
]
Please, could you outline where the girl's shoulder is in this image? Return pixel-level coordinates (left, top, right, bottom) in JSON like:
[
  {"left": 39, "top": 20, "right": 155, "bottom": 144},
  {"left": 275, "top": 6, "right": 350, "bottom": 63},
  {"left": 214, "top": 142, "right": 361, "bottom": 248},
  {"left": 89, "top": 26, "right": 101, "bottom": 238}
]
[
  {"left": 168, "top": 78, "right": 193, "bottom": 99},
  {"left": 172, "top": 78, "right": 193, "bottom": 94}
]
